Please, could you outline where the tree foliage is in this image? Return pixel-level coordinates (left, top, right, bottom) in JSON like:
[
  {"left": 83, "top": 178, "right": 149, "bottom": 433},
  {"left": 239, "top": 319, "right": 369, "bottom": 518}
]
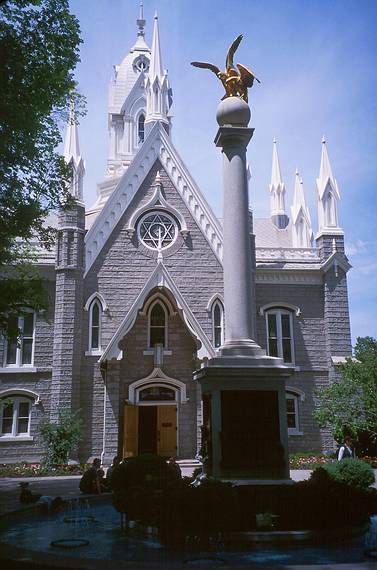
[
  {"left": 314, "top": 336, "right": 377, "bottom": 444},
  {"left": 39, "top": 408, "right": 83, "bottom": 467},
  {"left": 0, "top": 0, "right": 84, "bottom": 334}
]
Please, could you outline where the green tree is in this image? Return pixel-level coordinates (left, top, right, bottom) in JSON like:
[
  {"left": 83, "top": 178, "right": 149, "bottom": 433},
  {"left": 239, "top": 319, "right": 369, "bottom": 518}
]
[
  {"left": 314, "top": 336, "right": 377, "bottom": 444},
  {"left": 0, "top": 0, "right": 84, "bottom": 335},
  {"left": 39, "top": 409, "right": 83, "bottom": 467}
]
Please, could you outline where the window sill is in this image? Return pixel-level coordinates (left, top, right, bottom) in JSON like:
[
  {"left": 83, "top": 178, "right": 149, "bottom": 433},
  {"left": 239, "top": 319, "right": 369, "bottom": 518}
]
[
  {"left": 0, "top": 367, "right": 37, "bottom": 374},
  {"left": 0, "top": 436, "right": 34, "bottom": 442},
  {"left": 288, "top": 430, "right": 303, "bottom": 436},
  {"left": 85, "top": 350, "right": 103, "bottom": 357}
]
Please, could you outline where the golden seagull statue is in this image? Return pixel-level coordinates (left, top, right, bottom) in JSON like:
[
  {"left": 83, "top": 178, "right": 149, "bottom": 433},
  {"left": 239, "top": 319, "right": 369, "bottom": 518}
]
[{"left": 191, "top": 34, "right": 260, "bottom": 103}]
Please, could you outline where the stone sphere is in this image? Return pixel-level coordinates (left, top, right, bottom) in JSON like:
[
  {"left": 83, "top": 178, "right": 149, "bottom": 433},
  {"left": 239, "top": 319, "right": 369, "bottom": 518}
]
[{"left": 216, "top": 97, "right": 251, "bottom": 127}]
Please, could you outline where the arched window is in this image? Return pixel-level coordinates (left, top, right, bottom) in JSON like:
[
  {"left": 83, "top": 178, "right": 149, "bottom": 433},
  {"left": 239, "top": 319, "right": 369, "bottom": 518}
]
[
  {"left": 212, "top": 301, "right": 224, "bottom": 348},
  {"left": 0, "top": 397, "right": 32, "bottom": 438},
  {"left": 325, "top": 192, "right": 336, "bottom": 226},
  {"left": 149, "top": 302, "right": 167, "bottom": 348},
  {"left": 138, "top": 113, "right": 145, "bottom": 145},
  {"left": 89, "top": 300, "right": 102, "bottom": 351},
  {"left": 5, "top": 312, "right": 35, "bottom": 367},
  {"left": 265, "top": 308, "right": 294, "bottom": 364}
]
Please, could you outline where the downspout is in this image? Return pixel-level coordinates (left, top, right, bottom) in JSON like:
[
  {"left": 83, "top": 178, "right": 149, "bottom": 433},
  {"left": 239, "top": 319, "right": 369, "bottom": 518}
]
[{"left": 100, "top": 363, "right": 107, "bottom": 465}]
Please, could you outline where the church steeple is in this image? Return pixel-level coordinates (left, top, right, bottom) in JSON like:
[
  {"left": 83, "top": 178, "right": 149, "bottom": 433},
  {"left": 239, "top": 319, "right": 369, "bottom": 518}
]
[
  {"left": 133, "top": 1, "right": 149, "bottom": 52},
  {"left": 64, "top": 101, "right": 84, "bottom": 202},
  {"left": 291, "top": 169, "right": 313, "bottom": 248},
  {"left": 269, "top": 139, "right": 288, "bottom": 229},
  {"left": 316, "top": 137, "right": 341, "bottom": 235},
  {"left": 145, "top": 13, "right": 171, "bottom": 135}
]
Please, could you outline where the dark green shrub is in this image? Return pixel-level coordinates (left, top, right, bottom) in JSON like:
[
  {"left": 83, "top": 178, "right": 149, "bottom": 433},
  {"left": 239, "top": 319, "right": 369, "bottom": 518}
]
[{"left": 324, "top": 458, "right": 375, "bottom": 489}]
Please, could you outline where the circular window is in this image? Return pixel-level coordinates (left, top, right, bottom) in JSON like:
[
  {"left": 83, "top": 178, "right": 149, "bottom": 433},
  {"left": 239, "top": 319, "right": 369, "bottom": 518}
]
[
  {"left": 133, "top": 55, "right": 149, "bottom": 73},
  {"left": 138, "top": 211, "right": 177, "bottom": 250}
]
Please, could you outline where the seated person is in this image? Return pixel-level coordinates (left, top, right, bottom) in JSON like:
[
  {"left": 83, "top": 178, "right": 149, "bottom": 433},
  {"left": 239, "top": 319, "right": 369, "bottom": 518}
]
[
  {"left": 19, "top": 481, "right": 41, "bottom": 504},
  {"left": 106, "top": 455, "right": 121, "bottom": 490},
  {"left": 79, "top": 458, "right": 105, "bottom": 494}
]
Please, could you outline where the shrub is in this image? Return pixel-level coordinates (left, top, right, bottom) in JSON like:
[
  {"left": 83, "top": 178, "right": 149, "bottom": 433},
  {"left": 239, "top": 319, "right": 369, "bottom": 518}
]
[
  {"left": 39, "top": 409, "right": 83, "bottom": 467},
  {"left": 324, "top": 458, "right": 375, "bottom": 489}
]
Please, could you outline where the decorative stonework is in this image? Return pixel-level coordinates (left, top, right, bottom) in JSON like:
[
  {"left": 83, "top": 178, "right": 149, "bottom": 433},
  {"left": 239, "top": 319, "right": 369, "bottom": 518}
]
[
  {"left": 85, "top": 122, "right": 223, "bottom": 273},
  {"left": 256, "top": 247, "right": 319, "bottom": 262}
]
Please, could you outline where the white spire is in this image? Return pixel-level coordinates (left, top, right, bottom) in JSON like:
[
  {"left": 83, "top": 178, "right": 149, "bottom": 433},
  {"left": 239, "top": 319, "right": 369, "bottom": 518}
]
[
  {"left": 64, "top": 102, "right": 81, "bottom": 164},
  {"left": 316, "top": 138, "right": 341, "bottom": 234},
  {"left": 145, "top": 13, "right": 171, "bottom": 134},
  {"left": 149, "top": 13, "right": 164, "bottom": 82},
  {"left": 63, "top": 101, "right": 84, "bottom": 201},
  {"left": 269, "top": 139, "right": 287, "bottom": 219},
  {"left": 133, "top": 0, "right": 149, "bottom": 51},
  {"left": 291, "top": 169, "right": 313, "bottom": 248}
]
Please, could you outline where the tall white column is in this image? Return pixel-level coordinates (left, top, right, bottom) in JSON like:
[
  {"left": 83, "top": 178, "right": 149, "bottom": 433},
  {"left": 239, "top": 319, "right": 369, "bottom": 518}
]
[{"left": 214, "top": 97, "right": 262, "bottom": 356}]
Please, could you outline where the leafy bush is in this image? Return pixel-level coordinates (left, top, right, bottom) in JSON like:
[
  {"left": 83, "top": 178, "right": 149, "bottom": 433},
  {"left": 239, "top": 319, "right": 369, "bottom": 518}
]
[
  {"left": 39, "top": 409, "right": 83, "bottom": 467},
  {"left": 324, "top": 458, "right": 375, "bottom": 489}
]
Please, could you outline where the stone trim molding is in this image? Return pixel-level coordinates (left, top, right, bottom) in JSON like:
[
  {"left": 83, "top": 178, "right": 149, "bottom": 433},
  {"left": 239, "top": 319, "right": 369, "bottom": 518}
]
[
  {"left": 127, "top": 367, "right": 188, "bottom": 404},
  {"left": 321, "top": 251, "right": 352, "bottom": 276},
  {"left": 0, "top": 388, "right": 40, "bottom": 405},
  {"left": 205, "top": 293, "right": 224, "bottom": 314},
  {"left": 256, "top": 247, "right": 319, "bottom": 262},
  {"left": 259, "top": 302, "right": 301, "bottom": 317},
  {"left": 85, "top": 122, "right": 223, "bottom": 273},
  {"left": 285, "top": 385, "right": 305, "bottom": 401},
  {"left": 84, "top": 292, "right": 108, "bottom": 312},
  {"left": 99, "top": 262, "right": 215, "bottom": 362},
  {"left": 139, "top": 291, "right": 176, "bottom": 317},
  {"left": 126, "top": 177, "right": 188, "bottom": 237}
]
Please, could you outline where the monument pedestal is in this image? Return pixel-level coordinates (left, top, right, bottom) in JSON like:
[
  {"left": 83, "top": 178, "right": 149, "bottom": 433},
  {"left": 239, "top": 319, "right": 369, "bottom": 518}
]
[{"left": 194, "top": 357, "right": 293, "bottom": 483}]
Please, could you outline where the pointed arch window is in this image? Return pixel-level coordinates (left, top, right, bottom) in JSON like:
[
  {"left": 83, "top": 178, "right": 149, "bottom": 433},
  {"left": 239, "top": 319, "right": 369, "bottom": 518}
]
[
  {"left": 325, "top": 192, "right": 336, "bottom": 226},
  {"left": 138, "top": 113, "right": 145, "bottom": 145},
  {"left": 149, "top": 302, "right": 167, "bottom": 348},
  {"left": 89, "top": 299, "right": 102, "bottom": 352},
  {"left": 212, "top": 300, "right": 224, "bottom": 348}
]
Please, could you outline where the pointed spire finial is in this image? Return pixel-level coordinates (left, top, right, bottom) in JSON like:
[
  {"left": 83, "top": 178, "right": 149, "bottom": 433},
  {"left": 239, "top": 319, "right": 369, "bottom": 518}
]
[
  {"left": 64, "top": 99, "right": 80, "bottom": 163},
  {"left": 149, "top": 10, "right": 164, "bottom": 81},
  {"left": 136, "top": 0, "right": 146, "bottom": 38}
]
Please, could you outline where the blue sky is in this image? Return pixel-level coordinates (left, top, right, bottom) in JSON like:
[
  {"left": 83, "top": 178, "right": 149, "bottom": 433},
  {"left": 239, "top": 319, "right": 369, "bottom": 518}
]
[{"left": 69, "top": 0, "right": 377, "bottom": 346}]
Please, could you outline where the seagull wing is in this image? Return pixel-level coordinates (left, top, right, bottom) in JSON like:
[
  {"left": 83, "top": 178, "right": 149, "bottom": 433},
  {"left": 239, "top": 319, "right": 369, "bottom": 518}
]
[
  {"left": 226, "top": 35, "right": 243, "bottom": 72},
  {"left": 191, "top": 61, "right": 221, "bottom": 75},
  {"left": 237, "top": 63, "right": 260, "bottom": 86}
]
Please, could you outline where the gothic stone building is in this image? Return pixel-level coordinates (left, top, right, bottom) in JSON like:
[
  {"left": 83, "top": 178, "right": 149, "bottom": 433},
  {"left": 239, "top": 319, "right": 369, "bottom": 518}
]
[{"left": 0, "top": 13, "right": 352, "bottom": 465}]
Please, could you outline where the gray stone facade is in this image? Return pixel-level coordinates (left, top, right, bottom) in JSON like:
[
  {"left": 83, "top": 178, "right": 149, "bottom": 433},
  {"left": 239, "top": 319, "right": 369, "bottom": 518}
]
[{"left": 0, "top": 19, "right": 353, "bottom": 464}]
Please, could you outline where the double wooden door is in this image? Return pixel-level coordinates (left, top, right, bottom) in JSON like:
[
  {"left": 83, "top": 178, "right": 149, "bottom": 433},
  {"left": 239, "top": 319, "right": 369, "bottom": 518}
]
[{"left": 123, "top": 404, "right": 177, "bottom": 458}]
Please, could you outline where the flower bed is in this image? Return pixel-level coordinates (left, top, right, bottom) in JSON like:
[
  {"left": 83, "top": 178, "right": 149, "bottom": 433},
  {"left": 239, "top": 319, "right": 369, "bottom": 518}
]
[
  {"left": 0, "top": 462, "right": 88, "bottom": 478},
  {"left": 289, "top": 453, "right": 377, "bottom": 469}
]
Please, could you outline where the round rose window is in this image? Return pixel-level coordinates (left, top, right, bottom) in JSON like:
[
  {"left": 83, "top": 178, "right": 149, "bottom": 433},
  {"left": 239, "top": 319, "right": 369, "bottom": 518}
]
[{"left": 138, "top": 211, "right": 177, "bottom": 250}]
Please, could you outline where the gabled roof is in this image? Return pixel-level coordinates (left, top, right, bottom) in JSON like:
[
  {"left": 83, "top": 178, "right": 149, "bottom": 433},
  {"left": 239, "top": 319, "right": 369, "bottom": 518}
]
[
  {"left": 85, "top": 121, "right": 223, "bottom": 273},
  {"left": 99, "top": 261, "right": 215, "bottom": 362}
]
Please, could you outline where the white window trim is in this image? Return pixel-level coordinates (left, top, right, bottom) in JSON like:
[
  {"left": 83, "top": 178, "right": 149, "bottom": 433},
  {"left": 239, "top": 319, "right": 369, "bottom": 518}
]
[
  {"left": 87, "top": 299, "right": 102, "bottom": 353},
  {"left": 0, "top": 397, "right": 32, "bottom": 440},
  {"left": 286, "top": 388, "right": 305, "bottom": 436},
  {"left": 211, "top": 299, "right": 224, "bottom": 349},
  {"left": 147, "top": 300, "right": 168, "bottom": 349},
  {"left": 265, "top": 308, "right": 295, "bottom": 365},
  {"left": 128, "top": 368, "right": 188, "bottom": 404},
  {"left": 3, "top": 312, "right": 36, "bottom": 368}
]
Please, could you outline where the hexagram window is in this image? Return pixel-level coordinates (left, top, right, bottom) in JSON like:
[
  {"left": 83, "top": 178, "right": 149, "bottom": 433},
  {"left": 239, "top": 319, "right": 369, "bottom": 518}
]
[{"left": 138, "top": 211, "right": 177, "bottom": 250}]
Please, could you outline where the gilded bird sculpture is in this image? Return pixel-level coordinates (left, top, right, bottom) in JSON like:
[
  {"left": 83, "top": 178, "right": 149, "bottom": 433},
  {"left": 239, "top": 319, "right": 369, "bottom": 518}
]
[{"left": 191, "top": 34, "right": 260, "bottom": 103}]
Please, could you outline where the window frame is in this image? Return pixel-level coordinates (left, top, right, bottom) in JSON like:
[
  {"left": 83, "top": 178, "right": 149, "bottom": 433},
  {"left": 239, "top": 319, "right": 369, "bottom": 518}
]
[
  {"left": 0, "top": 397, "right": 32, "bottom": 439},
  {"left": 148, "top": 300, "right": 168, "bottom": 349},
  {"left": 286, "top": 391, "right": 303, "bottom": 435},
  {"left": 88, "top": 299, "right": 102, "bottom": 354},
  {"left": 212, "top": 299, "right": 224, "bottom": 349},
  {"left": 4, "top": 312, "right": 36, "bottom": 368},
  {"left": 138, "top": 113, "right": 145, "bottom": 145},
  {"left": 265, "top": 308, "right": 295, "bottom": 365}
]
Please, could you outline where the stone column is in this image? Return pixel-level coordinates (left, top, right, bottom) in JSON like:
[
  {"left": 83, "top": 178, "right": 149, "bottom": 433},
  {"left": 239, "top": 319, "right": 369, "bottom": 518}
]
[{"left": 214, "top": 98, "right": 262, "bottom": 356}]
